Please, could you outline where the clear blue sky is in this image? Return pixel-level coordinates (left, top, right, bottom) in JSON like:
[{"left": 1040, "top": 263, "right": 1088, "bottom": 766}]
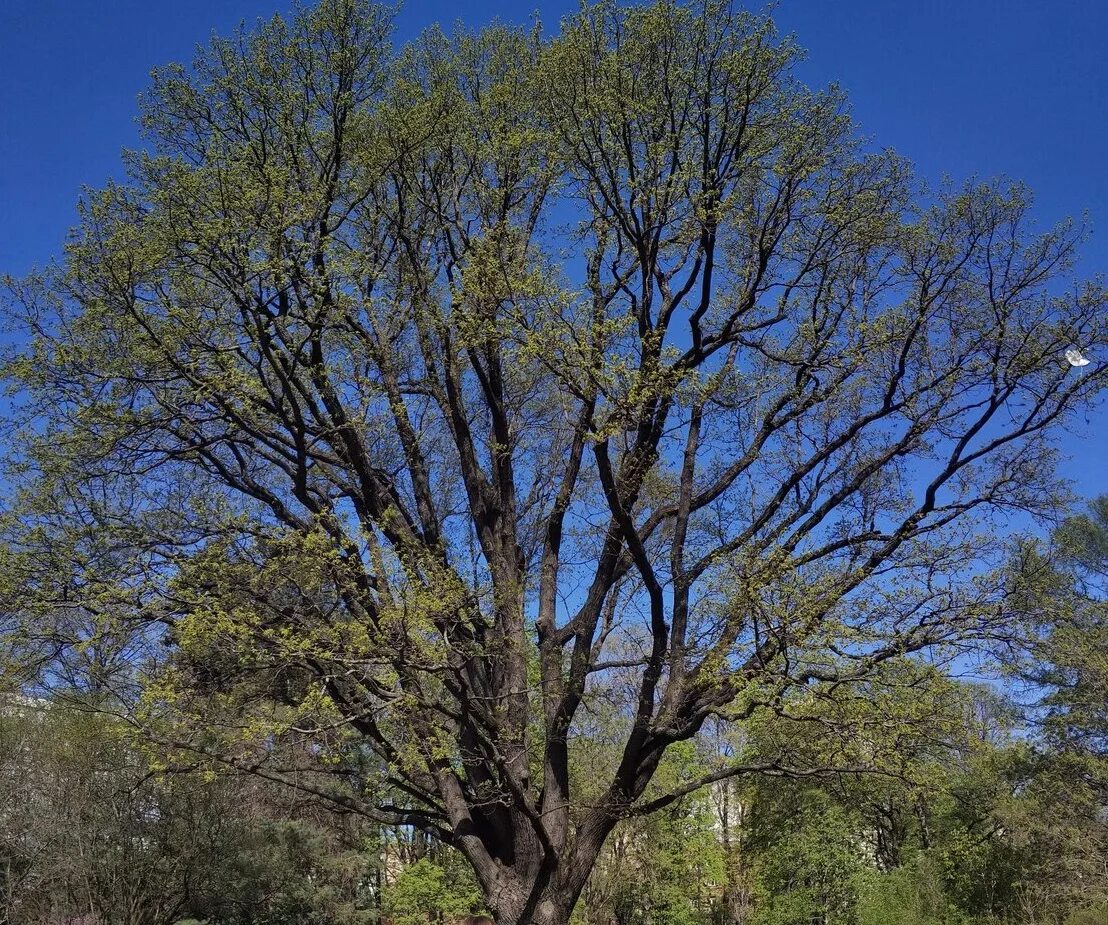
[{"left": 1, "top": 0, "right": 1105, "bottom": 501}]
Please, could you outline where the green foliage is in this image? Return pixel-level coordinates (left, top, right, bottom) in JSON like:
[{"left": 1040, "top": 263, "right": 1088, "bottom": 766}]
[
  {"left": 599, "top": 805, "right": 726, "bottom": 925},
  {"left": 1036, "top": 499, "right": 1108, "bottom": 764},
  {"left": 855, "top": 856, "right": 965, "bottom": 925},
  {"left": 219, "top": 820, "right": 376, "bottom": 925},
  {"left": 1065, "top": 904, "right": 1108, "bottom": 925},
  {"left": 0, "top": 698, "right": 377, "bottom": 925},
  {"left": 381, "top": 857, "right": 483, "bottom": 925},
  {"left": 748, "top": 793, "right": 864, "bottom": 925}
]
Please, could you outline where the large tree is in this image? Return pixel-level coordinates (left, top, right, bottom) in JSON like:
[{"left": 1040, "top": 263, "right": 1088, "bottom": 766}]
[{"left": 2, "top": 1, "right": 1105, "bottom": 922}]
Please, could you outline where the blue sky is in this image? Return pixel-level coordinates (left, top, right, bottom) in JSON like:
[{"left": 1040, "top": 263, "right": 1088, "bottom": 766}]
[{"left": 1, "top": 0, "right": 1105, "bottom": 503}]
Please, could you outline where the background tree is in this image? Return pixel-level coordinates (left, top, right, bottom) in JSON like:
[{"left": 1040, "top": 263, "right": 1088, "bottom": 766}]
[
  {"left": 999, "top": 495, "right": 1108, "bottom": 922},
  {"left": 578, "top": 741, "right": 727, "bottom": 925},
  {"left": 381, "top": 857, "right": 483, "bottom": 925},
  {"left": 0, "top": 697, "right": 378, "bottom": 925},
  {"left": 1016, "top": 496, "right": 1108, "bottom": 764},
  {"left": 2, "top": 1, "right": 1105, "bottom": 922}
]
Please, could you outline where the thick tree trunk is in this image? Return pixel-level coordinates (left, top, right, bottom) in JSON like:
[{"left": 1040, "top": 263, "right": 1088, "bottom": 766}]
[
  {"left": 490, "top": 887, "right": 573, "bottom": 925},
  {"left": 467, "top": 822, "right": 610, "bottom": 925}
]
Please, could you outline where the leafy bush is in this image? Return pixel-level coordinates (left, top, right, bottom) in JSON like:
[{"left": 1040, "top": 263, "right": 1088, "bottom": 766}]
[{"left": 381, "top": 858, "right": 483, "bottom": 925}]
